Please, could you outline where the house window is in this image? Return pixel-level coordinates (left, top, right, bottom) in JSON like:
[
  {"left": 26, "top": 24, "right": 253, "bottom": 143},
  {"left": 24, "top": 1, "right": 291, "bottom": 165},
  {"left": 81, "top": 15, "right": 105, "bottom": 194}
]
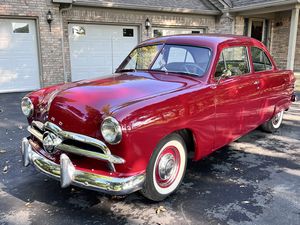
[
  {"left": 123, "top": 28, "right": 134, "bottom": 37},
  {"left": 153, "top": 29, "right": 163, "bottom": 38},
  {"left": 12, "top": 23, "right": 29, "bottom": 33},
  {"left": 72, "top": 26, "right": 86, "bottom": 36}
]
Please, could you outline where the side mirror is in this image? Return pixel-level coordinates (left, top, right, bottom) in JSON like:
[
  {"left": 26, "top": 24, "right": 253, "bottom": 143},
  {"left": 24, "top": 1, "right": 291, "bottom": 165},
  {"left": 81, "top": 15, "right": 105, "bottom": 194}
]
[{"left": 217, "top": 69, "right": 232, "bottom": 85}]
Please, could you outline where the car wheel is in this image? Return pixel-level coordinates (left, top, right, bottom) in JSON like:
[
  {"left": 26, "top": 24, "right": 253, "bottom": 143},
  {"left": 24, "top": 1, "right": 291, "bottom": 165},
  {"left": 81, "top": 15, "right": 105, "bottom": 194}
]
[
  {"left": 141, "top": 133, "right": 187, "bottom": 201},
  {"left": 261, "top": 110, "right": 284, "bottom": 133}
]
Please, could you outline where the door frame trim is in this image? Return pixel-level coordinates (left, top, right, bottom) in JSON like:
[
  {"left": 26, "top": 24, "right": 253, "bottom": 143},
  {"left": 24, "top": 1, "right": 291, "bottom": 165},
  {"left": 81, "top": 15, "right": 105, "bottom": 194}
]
[{"left": 247, "top": 18, "right": 266, "bottom": 42}]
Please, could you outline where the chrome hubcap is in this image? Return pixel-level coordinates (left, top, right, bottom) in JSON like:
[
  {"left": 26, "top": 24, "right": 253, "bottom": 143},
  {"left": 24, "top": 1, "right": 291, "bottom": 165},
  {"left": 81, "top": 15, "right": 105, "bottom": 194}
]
[
  {"left": 155, "top": 146, "right": 181, "bottom": 188},
  {"left": 158, "top": 153, "right": 176, "bottom": 180}
]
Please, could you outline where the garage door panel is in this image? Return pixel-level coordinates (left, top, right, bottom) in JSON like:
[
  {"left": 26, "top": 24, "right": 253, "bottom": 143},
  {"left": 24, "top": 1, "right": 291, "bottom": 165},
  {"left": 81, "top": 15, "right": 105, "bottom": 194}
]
[
  {"left": 69, "top": 24, "right": 138, "bottom": 81},
  {"left": 0, "top": 19, "right": 40, "bottom": 93}
]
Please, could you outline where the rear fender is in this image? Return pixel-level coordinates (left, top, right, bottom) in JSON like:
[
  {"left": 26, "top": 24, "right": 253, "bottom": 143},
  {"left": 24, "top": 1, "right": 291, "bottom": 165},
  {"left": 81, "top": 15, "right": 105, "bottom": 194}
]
[{"left": 272, "top": 99, "right": 290, "bottom": 117}]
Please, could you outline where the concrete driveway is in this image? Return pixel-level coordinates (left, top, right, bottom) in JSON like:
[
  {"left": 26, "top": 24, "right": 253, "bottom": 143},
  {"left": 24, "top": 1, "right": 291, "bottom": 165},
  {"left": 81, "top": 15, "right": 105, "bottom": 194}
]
[{"left": 0, "top": 92, "right": 299, "bottom": 225}]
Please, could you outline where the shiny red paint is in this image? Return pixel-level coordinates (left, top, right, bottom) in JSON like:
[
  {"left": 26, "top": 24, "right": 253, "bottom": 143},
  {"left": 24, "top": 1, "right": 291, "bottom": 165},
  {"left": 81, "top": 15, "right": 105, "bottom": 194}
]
[{"left": 26, "top": 34, "right": 296, "bottom": 178}]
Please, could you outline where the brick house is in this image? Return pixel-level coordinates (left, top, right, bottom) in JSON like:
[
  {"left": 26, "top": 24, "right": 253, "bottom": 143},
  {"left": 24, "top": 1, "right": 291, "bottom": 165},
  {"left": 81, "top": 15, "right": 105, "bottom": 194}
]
[{"left": 0, "top": 0, "right": 299, "bottom": 93}]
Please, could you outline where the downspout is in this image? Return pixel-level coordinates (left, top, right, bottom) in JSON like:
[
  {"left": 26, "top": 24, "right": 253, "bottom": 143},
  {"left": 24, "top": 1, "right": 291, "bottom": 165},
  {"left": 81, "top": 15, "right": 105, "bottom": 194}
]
[{"left": 60, "top": 3, "right": 73, "bottom": 83}]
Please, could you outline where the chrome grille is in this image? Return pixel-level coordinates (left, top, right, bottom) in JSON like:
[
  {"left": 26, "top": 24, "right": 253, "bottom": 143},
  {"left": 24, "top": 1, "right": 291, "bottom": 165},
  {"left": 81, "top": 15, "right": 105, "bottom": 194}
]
[{"left": 27, "top": 120, "right": 125, "bottom": 172}]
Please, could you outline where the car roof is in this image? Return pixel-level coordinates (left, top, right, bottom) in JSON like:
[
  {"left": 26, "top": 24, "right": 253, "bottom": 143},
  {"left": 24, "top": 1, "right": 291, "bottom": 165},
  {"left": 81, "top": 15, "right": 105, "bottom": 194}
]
[{"left": 138, "top": 34, "right": 263, "bottom": 49}]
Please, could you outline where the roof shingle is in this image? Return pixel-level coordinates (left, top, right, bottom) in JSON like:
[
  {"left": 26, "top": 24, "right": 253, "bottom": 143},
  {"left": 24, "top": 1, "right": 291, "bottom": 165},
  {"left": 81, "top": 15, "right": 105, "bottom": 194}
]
[
  {"left": 231, "top": 0, "right": 280, "bottom": 7},
  {"left": 74, "top": 0, "right": 218, "bottom": 12}
]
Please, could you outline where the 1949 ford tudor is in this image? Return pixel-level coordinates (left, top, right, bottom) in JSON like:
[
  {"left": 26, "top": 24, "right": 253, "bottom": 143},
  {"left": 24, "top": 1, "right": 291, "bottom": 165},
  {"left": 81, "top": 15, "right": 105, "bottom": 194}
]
[{"left": 21, "top": 34, "right": 296, "bottom": 201}]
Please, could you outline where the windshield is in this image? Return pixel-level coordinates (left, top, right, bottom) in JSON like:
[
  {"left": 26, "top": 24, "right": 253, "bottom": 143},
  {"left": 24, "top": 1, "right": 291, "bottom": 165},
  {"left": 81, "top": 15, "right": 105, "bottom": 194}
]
[
  {"left": 118, "top": 44, "right": 211, "bottom": 77},
  {"left": 119, "top": 45, "right": 163, "bottom": 71}
]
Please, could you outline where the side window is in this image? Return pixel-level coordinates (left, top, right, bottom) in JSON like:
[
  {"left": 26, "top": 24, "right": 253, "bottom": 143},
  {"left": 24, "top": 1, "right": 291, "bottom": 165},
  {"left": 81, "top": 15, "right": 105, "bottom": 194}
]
[
  {"left": 251, "top": 47, "right": 273, "bottom": 72},
  {"left": 215, "top": 46, "right": 250, "bottom": 78}
]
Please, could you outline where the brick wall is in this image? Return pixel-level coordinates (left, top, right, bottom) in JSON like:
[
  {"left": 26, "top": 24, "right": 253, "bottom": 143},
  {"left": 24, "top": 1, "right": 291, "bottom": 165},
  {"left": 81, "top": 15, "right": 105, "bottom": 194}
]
[
  {"left": 215, "top": 15, "right": 233, "bottom": 34},
  {"left": 0, "top": 0, "right": 64, "bottom": 87},
  {"left": 234, "top": 16, "right": 244, "bottom": 35},
  {"left": 270, "top": 11, "right": 290, "bottom": 70},
  {"left": 62, "top": 6, "right": 216, "bottom": 81}
]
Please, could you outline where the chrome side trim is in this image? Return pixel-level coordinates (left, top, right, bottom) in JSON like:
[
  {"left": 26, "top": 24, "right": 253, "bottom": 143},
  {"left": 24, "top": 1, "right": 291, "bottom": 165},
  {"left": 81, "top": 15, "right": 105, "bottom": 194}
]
[
  {"left": 27, "top": 126, "right": 43, "bottom": 142},
  {"left": 58, "top": 131, "right": 110, "bottom": 153},
  {"left": 57, "top": 143, "right": 125, "bottom": 164},
  {"left": 32, "top": 120, "right": 44, "bottom": 131},
  {"left": 27, "top": 120, "right": 126, "bottom": 172},
  {"left": 22, "top": 138, "right": 145, "bottom": 195},
  {"left": 45, "top": 121, "right": 62, "bottom": 134}
]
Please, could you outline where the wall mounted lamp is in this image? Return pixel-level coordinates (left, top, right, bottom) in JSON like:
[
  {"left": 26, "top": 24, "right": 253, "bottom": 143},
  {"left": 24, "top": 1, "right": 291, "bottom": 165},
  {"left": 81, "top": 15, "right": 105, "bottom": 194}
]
[
  {"left": 145, "top": 18, "right": 151, "bottom": 37},
  {"left": 46, "top": 10, "right": 53, "bottom": 32}
]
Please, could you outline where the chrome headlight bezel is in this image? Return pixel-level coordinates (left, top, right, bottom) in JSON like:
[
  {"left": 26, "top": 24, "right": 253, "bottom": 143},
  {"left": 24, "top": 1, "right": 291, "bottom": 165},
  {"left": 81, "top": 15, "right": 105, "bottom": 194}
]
[
  {"left": 101, "top": 116, "right": 122, "bottom": 145},
  {"left": 21, "top": 97, "right": 34, "bottom": 117}
]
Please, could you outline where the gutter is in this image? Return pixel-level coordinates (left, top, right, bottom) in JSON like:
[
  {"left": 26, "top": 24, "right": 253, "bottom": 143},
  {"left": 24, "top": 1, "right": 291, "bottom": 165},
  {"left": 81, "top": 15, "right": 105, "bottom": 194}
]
[
  {"left": 229, "top": 0, "right": 300, "bottom": 13},
  {"left": 73, "top": 1, "right": 221, "bottom": 15}
]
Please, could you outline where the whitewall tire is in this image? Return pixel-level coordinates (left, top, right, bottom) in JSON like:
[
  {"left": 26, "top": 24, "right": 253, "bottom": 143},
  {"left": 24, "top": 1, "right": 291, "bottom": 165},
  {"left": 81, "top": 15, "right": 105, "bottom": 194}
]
[
  {"left": 141, "top": 133, "right": 187, "bottom": 201},
  {"left": 261, "top": 110, "right": 284, "bottom": 133}
]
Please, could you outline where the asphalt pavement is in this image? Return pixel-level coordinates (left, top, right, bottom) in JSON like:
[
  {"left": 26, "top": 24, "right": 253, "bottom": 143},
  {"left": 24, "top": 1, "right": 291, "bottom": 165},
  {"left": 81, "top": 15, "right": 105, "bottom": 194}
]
[{"left": 0, "top": 92, "right": 299, "bottom": 225}]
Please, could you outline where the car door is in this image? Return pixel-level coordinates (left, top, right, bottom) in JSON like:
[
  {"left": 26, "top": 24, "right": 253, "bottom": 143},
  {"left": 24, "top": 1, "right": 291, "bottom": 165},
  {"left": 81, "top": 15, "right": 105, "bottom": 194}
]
[
  {"left": 213, "top": 46, "right": 259, "bottom": 150},
  {"left": 250, "top": 46, "right": 286, "bottom": 123}
]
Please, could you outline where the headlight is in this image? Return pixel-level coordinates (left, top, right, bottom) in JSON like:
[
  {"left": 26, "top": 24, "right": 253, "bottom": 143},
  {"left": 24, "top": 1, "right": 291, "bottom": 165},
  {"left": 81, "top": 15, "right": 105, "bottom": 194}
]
[
  {"left": 101, "top": 117, "right": 122, "bottom": 144},
  {"left": 21, "top": 97, "right": 34, "bottom": 117}
]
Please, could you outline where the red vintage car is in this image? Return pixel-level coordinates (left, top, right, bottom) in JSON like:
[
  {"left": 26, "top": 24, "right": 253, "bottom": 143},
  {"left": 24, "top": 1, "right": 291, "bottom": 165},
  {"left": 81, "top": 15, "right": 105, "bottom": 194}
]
[{"left": 21, "top": 34, "right": 296, "bottom": 201}]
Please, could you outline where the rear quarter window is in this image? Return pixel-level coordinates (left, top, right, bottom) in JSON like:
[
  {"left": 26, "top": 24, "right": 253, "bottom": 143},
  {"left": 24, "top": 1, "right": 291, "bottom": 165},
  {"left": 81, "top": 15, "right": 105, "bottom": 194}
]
[{"left": 251, "top": 47, "right": 273, "bottom": 72}]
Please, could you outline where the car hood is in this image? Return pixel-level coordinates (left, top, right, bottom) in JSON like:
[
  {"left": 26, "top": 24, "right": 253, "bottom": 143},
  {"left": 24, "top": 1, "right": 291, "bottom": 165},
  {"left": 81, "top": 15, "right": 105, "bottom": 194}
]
[{"left": 34, "top": 72, "right": 199, "bottom": 131}]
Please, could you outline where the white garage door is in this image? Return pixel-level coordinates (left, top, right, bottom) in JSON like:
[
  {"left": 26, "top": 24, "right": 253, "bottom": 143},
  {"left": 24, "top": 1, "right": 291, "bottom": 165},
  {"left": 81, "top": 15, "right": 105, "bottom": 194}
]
[
  {"left": 69, "top": 24, "right": 138, "bottom": 81},
  {"left": 0, "top": 19, "right": 40, "bottom": 93},
  {"left": 153, "top": 27, "right": 205, "bottom": 37}
]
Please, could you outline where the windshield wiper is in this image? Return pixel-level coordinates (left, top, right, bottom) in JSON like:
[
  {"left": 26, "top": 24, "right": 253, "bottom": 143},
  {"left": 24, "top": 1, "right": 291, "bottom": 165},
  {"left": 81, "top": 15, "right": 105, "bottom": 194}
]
[
  {"left": 148, "top": 69, "right": 200, "bottom": 77},
  {"left": 175, "top": 72, "right": 201, "bottom": 77},
  {"left": 117, "top": 69, "right": 136, "bottom": 73}
]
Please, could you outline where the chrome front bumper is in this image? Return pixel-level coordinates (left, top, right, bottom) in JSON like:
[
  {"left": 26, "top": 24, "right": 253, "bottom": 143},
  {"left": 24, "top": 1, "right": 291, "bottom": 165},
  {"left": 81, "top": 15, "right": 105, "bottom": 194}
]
[{"left": 21, "top": 138, "right": 145, "bottom": 195}]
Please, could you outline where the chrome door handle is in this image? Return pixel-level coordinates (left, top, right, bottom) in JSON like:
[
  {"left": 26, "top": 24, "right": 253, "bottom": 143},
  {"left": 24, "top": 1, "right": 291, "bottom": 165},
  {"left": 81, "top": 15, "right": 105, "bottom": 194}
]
[{"left": 253, "top": 80, "right": 260, "bottom": 85}]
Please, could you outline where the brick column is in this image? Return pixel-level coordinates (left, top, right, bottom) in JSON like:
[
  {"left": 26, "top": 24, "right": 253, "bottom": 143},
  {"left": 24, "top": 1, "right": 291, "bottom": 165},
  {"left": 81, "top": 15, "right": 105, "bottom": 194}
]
[{"left": 215, "top": 14, "right": 234, "bottom": 34}]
